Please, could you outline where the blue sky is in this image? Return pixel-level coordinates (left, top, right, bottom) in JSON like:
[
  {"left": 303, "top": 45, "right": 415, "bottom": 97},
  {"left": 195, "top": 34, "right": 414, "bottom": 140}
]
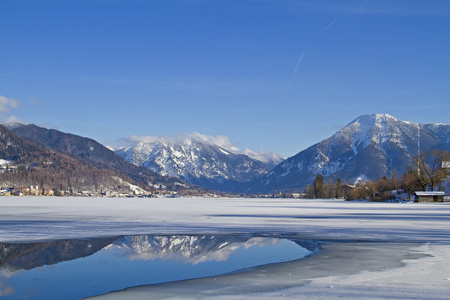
[{"left": 1, "top": 0, "right": 449, "bottom": 157}]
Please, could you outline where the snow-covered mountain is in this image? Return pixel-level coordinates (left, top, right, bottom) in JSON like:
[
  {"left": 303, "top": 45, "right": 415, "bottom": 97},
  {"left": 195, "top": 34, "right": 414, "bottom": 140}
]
[
  {"left": 0, "top": 124, "right": 149, "bottom": 195},
  {"left": 256, "top": 114, "right": 450, "bottom": 192},
  {"left": 115, "top": 133, "right": 283, "bottom": 192}
]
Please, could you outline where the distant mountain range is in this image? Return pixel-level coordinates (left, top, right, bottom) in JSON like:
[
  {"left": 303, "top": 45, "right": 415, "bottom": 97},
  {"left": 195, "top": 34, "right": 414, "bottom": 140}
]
[
  {"left": 115, "top": 133, "right": 284, "bottom": 192},
  {"left": 2, "top": 113, "right": 449, "bottom": 194},
  {"left": 255, "top": 114, "right": 450, "bottom": 193}
]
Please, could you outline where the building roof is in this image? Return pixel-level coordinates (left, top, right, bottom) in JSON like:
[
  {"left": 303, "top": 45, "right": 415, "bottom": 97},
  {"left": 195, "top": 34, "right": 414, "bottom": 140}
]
[{"left": 414, "top": 191, "right": 446, "bottom": 196}]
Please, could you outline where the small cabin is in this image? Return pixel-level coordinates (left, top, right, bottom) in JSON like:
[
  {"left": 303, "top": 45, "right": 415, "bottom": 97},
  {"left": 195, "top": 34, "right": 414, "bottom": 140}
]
[{"left": 413, "top": 191, "right": 446, "bottom": 203}]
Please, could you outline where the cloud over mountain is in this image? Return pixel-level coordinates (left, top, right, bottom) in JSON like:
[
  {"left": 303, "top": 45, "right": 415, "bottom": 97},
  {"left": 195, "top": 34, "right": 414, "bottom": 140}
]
[{"left": 0, "top": 95, "right": 20, "bottom": 123}]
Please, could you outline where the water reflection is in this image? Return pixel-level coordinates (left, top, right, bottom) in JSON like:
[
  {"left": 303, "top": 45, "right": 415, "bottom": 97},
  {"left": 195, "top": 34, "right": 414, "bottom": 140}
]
[
  {"left": 114, "top": 235, "right": 287, "bottom": 264},
  {"left": 0, "top": 235, "right": 311, "bottom": 299},
  {"left": 0, "top": 238, "right": 117, "bottom": 272}
]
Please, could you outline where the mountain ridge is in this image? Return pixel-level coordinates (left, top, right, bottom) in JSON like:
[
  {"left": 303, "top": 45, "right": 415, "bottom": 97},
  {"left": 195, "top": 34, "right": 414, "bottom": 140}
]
[
  {"left": 3, "top": 113, "right": 449, "bottom": 195},
  {"left": 0, "top": 124, "right": 147, "bottom": 195},
  {"left": 253, "top": 113, "right": 450, "bottom": 193},
  {"left": 5, "top": 123, "right": 196, "bottom": 192}
]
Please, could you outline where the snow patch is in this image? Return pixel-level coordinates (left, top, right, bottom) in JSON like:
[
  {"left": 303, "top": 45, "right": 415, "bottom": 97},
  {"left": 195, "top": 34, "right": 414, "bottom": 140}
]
[{"left": 218, "top": 148, "right": 230, "bottom": 155}]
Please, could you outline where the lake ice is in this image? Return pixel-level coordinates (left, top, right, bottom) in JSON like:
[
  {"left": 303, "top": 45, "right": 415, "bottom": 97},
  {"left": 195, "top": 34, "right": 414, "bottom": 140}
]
[{"left": 0, "top": 197, "right": 449, "bottom": 299}]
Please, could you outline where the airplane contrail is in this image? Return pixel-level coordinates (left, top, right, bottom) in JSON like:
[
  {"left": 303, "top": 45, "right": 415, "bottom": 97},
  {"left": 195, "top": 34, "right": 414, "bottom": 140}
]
[
  {"left": 319, "top": 0, "right": 370, "bottom": 36},
  {"left": 376, "top": 79, "right": 450, "bottom": 100},
  {"left": 285, "top": 50, "right": 306, "bottom": 95},
  {"left": 318, "top": 19, "right": 339, "bottom": 36},
  {"left": 285, "top": 0, "right": 370, "bottom": 95}
]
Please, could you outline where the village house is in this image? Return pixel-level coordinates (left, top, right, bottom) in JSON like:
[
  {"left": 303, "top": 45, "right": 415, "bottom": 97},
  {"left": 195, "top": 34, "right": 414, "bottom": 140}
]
[
  {"left": 0, "top": 159, "right": 16, "bottom": 173},
  {"left": 9, "top": 186, "right": 55, "bottom": 196},
  {"left": 29, "top": 186, "right": 40, "bottom": 196},
  {"left": 342, "top": 184, "right": 356, "bottom": 199}
]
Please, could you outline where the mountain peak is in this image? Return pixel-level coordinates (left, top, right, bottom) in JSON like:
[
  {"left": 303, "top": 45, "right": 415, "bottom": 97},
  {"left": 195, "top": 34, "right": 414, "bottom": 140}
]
[
  {"left": 342, "top": 114, "right": 403, "bottom": 153},
  {"left": 3, "top": 122, "right": 26, "bottom": 130},
  {"left": 347, "top": 113, "right": 398, "bottom": 127},
  {"left": 373, "top": 113, "right": 396, "bottom": 121}
]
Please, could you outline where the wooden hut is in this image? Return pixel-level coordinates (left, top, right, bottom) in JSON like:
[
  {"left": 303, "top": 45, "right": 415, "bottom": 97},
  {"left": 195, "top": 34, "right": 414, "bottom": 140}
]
[{"left": 413, "top": 191, "right": 445, "bottom": 203}]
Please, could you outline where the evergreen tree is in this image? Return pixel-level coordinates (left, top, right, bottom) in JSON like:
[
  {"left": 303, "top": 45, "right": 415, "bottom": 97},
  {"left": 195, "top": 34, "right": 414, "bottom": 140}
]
[
  {"left": 313, "top": 174, "right": 324, "bottom": 198},
  {"left": 335, "top": 178, "right": 343, "bottom": 198},
  {"left": 324, "top": 179, "right": 335, "bottom": 198},
  {"left": 305, "top": 184, "right": 315, "bottom": 199},
  {"left": 390, "top": 169, "right": 399, "bottom": 190}
]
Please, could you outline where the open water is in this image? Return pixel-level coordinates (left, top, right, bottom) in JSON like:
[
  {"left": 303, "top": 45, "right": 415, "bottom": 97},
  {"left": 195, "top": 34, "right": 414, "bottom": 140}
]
[{"left": 0, "top": 235, "right": 312, "bottom": 299}]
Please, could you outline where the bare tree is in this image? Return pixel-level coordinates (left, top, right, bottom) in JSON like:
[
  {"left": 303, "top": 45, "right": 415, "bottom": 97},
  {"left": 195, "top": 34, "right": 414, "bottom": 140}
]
[{"left": 408, "top": 150, "right": 450, "bottom": 191}]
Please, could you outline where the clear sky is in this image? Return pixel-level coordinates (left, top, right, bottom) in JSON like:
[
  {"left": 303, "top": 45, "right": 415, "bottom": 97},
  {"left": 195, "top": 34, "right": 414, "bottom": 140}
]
[{"left": 1, "top": 0, "right": 449, "bottom": 157}]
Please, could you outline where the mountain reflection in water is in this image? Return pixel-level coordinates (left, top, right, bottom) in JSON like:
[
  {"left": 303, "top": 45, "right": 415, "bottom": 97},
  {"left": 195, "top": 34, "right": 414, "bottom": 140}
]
[
  {"left": 0, "top": 238, "right": 118, "bottom": 272},
  {"left": 113, "top": 235, "right": 290, "bottom": 263},
  {"left": 0, "top": 235, "right": 311, "bottom": 299}
]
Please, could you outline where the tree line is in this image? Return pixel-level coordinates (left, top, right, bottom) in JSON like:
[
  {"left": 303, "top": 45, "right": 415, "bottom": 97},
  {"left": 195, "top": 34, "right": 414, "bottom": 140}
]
[{"left": 307, "top": 150, "right": 450, "bottom": 201}]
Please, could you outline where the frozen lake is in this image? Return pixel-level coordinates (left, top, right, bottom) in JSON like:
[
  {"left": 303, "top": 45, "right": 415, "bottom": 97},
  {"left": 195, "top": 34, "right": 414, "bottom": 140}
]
[
  {"left": 0, "top": 235, "right": 312, "bottom": 299},
  {"left": 0, "top": 197, "right": 449, "bottom": 299}
]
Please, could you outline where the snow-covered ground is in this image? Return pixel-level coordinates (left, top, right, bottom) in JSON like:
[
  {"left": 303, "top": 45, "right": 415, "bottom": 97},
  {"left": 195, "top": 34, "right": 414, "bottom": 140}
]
[{"left": 0, "top": 197, "right": 449, "bottom": 299}]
